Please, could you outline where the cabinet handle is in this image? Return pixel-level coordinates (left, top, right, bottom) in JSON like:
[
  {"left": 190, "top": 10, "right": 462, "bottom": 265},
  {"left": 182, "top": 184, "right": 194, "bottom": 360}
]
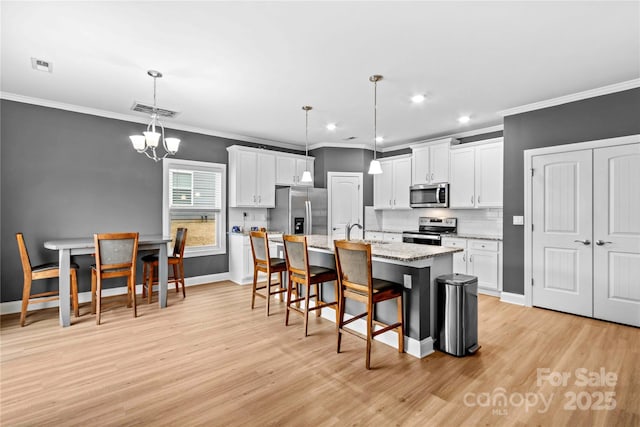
[
  {"left": 394, "top": 199, "right": 396, "bottom": 205},
  {"left": 477, "top": 196, "right": 481, "bottom": 204},
  {"left": 389, "top": 200, "right": 392, "bottom": 206},
  {"left": 258, "top": 195, "right": 261, "bottom": 203},
  {"left": 469, "top": 255, "right": 473, "bottom": 262},
  {"left": 431, "top": 172, "right": 434, "bottom": 181},
  {"left": 470, "top": 195, "right": 474, "bottom": 204},
  {"left": 253, "top": 195, "right": 256, "bottom": 203},
  {"left": 462, "top": 254, "right": 466, "bottom": 262}
]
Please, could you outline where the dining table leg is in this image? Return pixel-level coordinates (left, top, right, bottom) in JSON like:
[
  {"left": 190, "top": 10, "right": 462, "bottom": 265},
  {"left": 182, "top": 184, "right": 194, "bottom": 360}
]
[
  {"left": 158, "top": 244, "right": 168, "bottom": 308},
  {"left": 58, "top": 248, "right": 71, "bottom": 327}
]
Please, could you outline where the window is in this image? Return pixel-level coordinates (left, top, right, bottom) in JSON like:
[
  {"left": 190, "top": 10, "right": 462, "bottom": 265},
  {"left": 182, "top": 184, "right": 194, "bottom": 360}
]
[{"left": 163, "top": 159, "right": 226, "bottom": 257}]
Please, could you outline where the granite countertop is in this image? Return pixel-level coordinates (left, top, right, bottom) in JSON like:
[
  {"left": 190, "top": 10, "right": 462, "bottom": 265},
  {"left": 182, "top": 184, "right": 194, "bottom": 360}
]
[{"left": 269, "top": 234, "right": 462, "bottom": 263}]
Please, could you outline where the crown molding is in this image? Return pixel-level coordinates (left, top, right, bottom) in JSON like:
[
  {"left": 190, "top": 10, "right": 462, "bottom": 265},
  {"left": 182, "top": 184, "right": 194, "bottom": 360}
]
[
  {"left": 498, "top": 78, "right": 640, "bottom": 117},
  {"left": 0, "top": 92, "right": 302, "bottom": 151}
]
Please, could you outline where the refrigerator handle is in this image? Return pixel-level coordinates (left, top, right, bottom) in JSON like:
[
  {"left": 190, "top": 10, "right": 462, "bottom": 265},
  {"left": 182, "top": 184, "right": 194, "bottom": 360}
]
[{"left": 305, "top": 200, "right": 312, "bottom": 235}]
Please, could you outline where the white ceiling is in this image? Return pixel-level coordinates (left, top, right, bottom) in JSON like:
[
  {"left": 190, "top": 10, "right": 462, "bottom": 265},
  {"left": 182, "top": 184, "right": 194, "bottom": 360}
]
[{"left": 1, "top": 1, "right": 639, "bottom": 150}]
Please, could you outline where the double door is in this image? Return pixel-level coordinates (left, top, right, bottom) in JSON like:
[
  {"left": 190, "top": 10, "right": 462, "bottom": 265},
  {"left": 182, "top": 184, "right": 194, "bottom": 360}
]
[{"left": 531, "top": 143, "right": 640, "bottom": 326}]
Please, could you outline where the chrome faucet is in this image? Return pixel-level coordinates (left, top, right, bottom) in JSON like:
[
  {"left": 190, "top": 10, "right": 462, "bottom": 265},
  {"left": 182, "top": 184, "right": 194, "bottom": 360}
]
[{"left": 345, "top": 222, "right": 363, "bottom": 241}]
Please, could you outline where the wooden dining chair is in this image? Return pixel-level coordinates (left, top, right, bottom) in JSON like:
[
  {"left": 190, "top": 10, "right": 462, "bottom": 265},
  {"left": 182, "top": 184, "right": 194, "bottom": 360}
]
[
  {"left": 16, "top": 233, "right": 80, "bottom": 326},
  {"left": 283, "top": 234, "right": 338, "bottom": 337},
  {"left": 249, "top": 231, "right": 288, "bottom": 316},
  {"left": 141, "top": 228, "right": 188, "bottom": 303},
  {"left": 91, "top": 232, "right": 139, "bottom": 325},
  {"left": 333, "top": 239, "right": 404, "bottom": 369}
]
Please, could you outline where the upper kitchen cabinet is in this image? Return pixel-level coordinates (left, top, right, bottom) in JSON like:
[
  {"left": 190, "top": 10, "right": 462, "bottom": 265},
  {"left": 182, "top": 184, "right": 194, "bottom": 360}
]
[
  {"left": 227, "top": 146, "right": 276, "bottom": 207},
  {"left": 449, "top": 138, "right": 503, "bottom": 208},
  {"left": 410, "top": 138, "right": 456, "bottom": 185},
  {"left": 374, "top": 155, "right": 412, "bottom": 210},
  {"left": 276, "top": 153, "right": 314, "bottom": 187}
]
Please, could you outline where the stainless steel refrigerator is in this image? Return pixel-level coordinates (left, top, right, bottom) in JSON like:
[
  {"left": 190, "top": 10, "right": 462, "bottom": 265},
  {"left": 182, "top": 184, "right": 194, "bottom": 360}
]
[{"left": 268, "top": 187, "right": 328, "bottom": 235}]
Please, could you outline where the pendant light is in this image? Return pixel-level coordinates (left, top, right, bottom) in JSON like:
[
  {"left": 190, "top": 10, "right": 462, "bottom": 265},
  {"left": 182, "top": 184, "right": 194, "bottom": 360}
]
[
  {"left": 368, "top": 74, "right": 383, "bottom": 175},
  {"left": 300, "top": 105, "right": 313, "bottom": 184}
]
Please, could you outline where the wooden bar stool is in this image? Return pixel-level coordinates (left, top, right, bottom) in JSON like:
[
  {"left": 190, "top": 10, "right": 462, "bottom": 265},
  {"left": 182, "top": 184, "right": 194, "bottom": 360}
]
[
  {"left": 142, "top": 228, "right": 188, "bottom": 303},
  {"left": 334, "top": 239, "right": 404, "bottom": 369},
  {"left": 282, "top": 234, "right": 338, "bottom": 337},
  {"left": 16, "top": 233, "right": 79, "bottom": 326},
  {"left": 249, "top": 231, "right": 288, "bottom": 316},
  {"left": 91, "top": 232, "right": 139, "bottom": 325}
]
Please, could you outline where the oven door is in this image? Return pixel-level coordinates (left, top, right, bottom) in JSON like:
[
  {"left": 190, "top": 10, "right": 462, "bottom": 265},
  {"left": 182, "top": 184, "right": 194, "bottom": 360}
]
[{"left": 402, "top": 233, "right": 441, "bottom": 246}]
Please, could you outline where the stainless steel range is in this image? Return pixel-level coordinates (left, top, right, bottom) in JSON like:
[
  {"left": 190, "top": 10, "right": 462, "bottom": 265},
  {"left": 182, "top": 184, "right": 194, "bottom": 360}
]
[{"left": 402, "top": 217, "right": 457, "bottom": 245}]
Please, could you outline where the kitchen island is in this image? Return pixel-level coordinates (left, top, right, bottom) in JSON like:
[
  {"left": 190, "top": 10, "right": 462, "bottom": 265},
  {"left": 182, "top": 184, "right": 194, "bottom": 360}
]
[{"left": 270, "top": 234, "right": 462, "bottom": 358}]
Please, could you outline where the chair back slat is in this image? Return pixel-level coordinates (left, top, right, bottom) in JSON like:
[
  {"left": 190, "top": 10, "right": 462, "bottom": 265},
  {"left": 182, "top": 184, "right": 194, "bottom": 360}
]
[
  {"left": 334, "top": 240, "right": 372, "bottom": 294},
  {"left": 283, "top": 235, "right": 308, "bottom": 274},
  {"left": 94, "top": 233, "right": 139, "bottom": 271},
  {"left": 250, "top": 231, "right": 269, "bottom": 264},
  {"left": 15, "top": 233, "right": 33, "bottom": 275},
  {"left": 173, "top": 228, "right": 188, "bottom": 258}
]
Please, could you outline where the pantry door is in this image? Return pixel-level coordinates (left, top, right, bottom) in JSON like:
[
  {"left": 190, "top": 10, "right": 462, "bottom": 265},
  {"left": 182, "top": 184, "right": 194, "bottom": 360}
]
[
  {"left": 593, "top": 143, "right": 640, "bottom": 326},
  {"left": 531, "top": 150, "right": 593, "bottom": 317}
]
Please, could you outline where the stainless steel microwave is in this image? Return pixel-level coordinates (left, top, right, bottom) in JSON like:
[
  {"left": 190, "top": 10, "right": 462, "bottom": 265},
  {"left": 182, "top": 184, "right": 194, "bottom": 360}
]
[{"left": 409, "top": 183, "right": 449, "bottom": 208}]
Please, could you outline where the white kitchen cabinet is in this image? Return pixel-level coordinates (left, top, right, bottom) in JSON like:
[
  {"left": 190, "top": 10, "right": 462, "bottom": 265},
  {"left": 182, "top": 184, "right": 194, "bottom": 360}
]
[
  {"left": 364, "top": 231, "right": 402, "bottom": 242},
  {"left": 229, "top": 234, "right": 277, "bottom": 285},
  {"left": 449, "top": 139, "right": 503, "bottom": 208},
  {"left": 228, "top": 146, "right": 276, "bottom": 207},
  {"left": 442, "top": 237, "right": 502, "bottom": 295},
  {"left": 276, "top": 154, "right": 314, "bottom": 186},
  {"left": 373, "top": 155, "right": 411, "bottom": 210},
  {"left": 411, "top": 139, "right": 453, "bottom": 185}
]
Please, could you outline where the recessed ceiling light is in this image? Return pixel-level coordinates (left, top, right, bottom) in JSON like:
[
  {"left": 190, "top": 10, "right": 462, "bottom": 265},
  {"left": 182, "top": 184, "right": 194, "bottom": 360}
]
[
  {"left": 458, "top": 115, "right": 471, "bottom": 124},
  {"left": 326, "top": 123, "right": 337, "bottom": 131},
  {"left": 375, "top": 136, "right": 384, "bottom": 143},
  {"left": 31, "top": 57, "right": 53, "bottom": 73},
  {"left": 411, "top": 94, "right": 426, "bottom": 103}
]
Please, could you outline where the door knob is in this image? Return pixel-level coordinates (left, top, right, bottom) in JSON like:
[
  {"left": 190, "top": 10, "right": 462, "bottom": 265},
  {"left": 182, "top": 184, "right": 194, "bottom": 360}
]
[
  {"left": 595, "top": 240, "right": 612, "bottom": 246},
  {"left": 574, "top": 239, "right": 591, "bottom": 245}
]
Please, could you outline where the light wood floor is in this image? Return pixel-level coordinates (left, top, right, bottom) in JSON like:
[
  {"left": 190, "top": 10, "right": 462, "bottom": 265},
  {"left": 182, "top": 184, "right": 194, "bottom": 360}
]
[{"left": 1, "top": 281, "right": 638, "bottom": 426}]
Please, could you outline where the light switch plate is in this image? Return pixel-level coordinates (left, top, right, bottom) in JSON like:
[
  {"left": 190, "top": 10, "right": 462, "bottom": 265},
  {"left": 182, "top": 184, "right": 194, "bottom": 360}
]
[{"left": 513, "top": 215, "right": 524, "bottom": 225}]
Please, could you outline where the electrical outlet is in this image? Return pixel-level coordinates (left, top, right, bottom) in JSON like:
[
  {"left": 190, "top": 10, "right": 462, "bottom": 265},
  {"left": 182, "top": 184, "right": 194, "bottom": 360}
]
[
  {"left": 513, "top": 215, "right": 524, "bottom": 225},
  {"left": 403, "top": 274, "right": 412, "bottom": 289}
]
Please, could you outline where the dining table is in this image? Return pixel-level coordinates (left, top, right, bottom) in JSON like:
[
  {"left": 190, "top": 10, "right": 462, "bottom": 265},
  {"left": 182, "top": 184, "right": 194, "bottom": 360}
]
[{"left": 44, "top": 234, "right": 172, "bottom": 327}]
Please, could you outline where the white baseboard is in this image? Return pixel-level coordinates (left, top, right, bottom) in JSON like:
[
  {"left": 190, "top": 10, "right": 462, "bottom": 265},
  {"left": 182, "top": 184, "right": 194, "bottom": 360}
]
[
  {"left": 320, "top": 307, "right": 434, "bottom": 359},
  {"left": 500, "top": 291, "right": 526, "bottom": 306},
  {"left": 0, "top": 273, "right": 231, "bottom": 315},
  {"left": 478, "top": 287, "right": 501, "bottom": 298}
]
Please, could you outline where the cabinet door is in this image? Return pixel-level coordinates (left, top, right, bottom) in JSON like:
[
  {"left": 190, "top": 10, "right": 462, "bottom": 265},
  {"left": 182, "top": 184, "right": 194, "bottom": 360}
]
[
  {"left": 296, "top": 158, "right": 314, "bottom": 186},
  {"left": 468, "top": 249, "right": 499, "bottom": 290},
  {"left": 443, "top": 238, "right": 468, "bottom": 274},
  {"left": 411, "top": 146, "right": 430, "bottom": 185},
  {"left": 384, "top": 233, "right": 403, "bottom": 242},
  {"left": 449, "top": 147, "right": 475, "bottom": 208},
  {"left": 392, "top": 157, "right": 412, "bottom": 209},
  {"left": 373, "top": 161, "right": 394, "bottom": 209},
  {"left": 256, "top": 153, "right": 276, "bottom": 207},
  {"left": 429, "top": 142, "right": 450, "bottom": 184},
  {"left": 236, "top": 150, "right": 258, "bottom": 206},
  {"left": 276, "top": 156, "right": 296, "bottom": 185},
  {"left": 475, "top": 141, "right": 503, "bottom": 207},
  {"left": 243, "top": 242, "right": 254, "bottom": 282}
]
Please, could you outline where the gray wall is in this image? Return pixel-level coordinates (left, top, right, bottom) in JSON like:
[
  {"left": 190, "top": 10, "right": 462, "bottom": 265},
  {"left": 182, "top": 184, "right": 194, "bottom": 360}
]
[
  {"left": 0, "top": 100, "right": 302, "bottom": 302},
  {"left": 310, "top": 146, "right": 375, "bottom": 206},
  {"left": 503, "top": 88, "right": 640, "bottom": 294}
]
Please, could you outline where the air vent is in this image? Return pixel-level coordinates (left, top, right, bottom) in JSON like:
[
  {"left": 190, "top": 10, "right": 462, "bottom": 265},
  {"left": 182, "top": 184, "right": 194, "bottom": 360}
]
[
  {"left": 131, "top": 102, "right": 179, "bottom": 118},
  {"left": 31, "top": 57, "right": 53, "bottom": 73},
  {"left": 344, "top": 136, "right": 357, "bottom": 141}
]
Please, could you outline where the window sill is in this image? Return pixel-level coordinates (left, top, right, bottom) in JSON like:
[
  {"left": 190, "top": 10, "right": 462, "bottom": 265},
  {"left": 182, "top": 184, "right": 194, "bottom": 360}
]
[{"left": 184, "top": 248, "right": 226, "bottom": 258}]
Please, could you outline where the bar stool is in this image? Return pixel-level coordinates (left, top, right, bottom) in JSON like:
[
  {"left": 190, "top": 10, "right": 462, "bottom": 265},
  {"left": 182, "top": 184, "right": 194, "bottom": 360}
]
[
  {"left": 249, "top": 231, "right": 288, "bottom": 316},
  {"left": 282, "top": 235, "right": 338, "bottom": 337},
  {"left": 16, "top": 233, "right": 80, "bottom": 326},
  {"left": 333, "top": 239, "right": 404, "bottom": 369}
]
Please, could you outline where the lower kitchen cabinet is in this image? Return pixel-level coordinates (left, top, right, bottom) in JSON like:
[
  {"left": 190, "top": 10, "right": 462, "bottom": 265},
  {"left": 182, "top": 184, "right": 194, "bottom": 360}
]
[
  {"left": 442, "top": 237, "right": 502, "bottom": 296},
  {"left": 229, "top": 234, "right": 277, "bottom": 285},
  {"left": 364, "top": 231, "right": 403, "bottom": 242}
]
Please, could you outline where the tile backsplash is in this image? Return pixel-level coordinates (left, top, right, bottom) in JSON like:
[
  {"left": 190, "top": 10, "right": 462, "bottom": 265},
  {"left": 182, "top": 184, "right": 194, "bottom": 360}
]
[
  {"left": 366, "top": 207, "right": 503, "bottom": 237},
  {"left": 229, "top": 208, "right": 269, "bottom": 232}
]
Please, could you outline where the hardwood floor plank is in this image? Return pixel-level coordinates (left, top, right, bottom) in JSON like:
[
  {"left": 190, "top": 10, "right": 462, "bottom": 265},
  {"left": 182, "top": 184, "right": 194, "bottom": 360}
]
[{"left": 1, "top": 281, "right": 638, "bottom": 426}]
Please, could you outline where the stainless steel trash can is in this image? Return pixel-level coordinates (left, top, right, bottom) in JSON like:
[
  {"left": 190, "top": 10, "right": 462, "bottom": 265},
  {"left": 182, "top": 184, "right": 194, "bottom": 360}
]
[{"left": 436, "top": 273, "right": 479, "bottom": 356}]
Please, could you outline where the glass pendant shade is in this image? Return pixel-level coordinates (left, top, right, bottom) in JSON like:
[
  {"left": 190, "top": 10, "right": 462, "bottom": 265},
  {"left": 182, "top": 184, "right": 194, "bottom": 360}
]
[
  {"left": 165, "top": 137, "right": 180, "bottom": 153},
  {"left": 368, "top": 159, "right": 383, "bottom": 175},
  {"left": 144, "top": 131, "right": 161, "bottom": 148},
  {"left": 130, "top": 135, "right": 146, "bottom": 151},
  {"left": 300, "top": 170, "right": 313, "bottom": 183}
]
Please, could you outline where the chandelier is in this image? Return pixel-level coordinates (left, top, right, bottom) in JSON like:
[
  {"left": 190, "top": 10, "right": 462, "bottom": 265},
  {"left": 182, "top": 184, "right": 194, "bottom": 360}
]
[
  {"left": 129, "top": 70, "right": 180, "bottom": 162},
  {"left": 300, "top": 105, "right": 313, "bottom": 184},
  {"left": 368, "top": 74, "right": 383, "bottom": 174}
]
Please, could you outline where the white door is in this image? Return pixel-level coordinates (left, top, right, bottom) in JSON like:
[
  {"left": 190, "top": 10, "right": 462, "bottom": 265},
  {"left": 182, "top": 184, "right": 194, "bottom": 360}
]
[
  {"left": 429, "top": 142, "right": 450, "bottom": 184},
  {"left": 392, "top": 157, "right": 412, "bottom": 209},
  {"left": 475, "top": 141, "right": 503, "bottom": 208},
  {"left": 531, "top": 150, "right": 593, "bottom": 317},
  {"left": 593, "top": 143, "right": 640, "bottom": 326},
  {"left": 328, "top": 173, "right": 363, "bottom": 241},
  {"left": 449, "top": 147, "right": 475, "bottom": 208}
]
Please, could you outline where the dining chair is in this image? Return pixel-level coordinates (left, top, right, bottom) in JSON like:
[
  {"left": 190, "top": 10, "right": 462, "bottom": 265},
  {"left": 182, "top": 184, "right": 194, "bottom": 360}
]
[
  {"left": 333, "top": 239, "right": 404, "bottom": 369},
  {"left": 283, "top": 234, "right": 338, "bottom": 337},
  {"left": 91, "top": 232, "right": 139, "bottom": 325},
  {"left": 249, "top": 231, "right": 288, "bottom": 316},
  {"left": 16, "top": 233, "right": 80, "bottom": 326},
  {"left": 141, "top": 228, "right": 188, "bottom": 303}
]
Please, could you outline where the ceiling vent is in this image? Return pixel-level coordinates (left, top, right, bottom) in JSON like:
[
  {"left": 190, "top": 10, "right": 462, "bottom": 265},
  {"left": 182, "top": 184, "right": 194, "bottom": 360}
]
[
  {"left": 131, "top": 102, "right": 179, "bottom": 119},
  {"left": 31, "top": 57, "right": 52, "bottom": 73}
]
